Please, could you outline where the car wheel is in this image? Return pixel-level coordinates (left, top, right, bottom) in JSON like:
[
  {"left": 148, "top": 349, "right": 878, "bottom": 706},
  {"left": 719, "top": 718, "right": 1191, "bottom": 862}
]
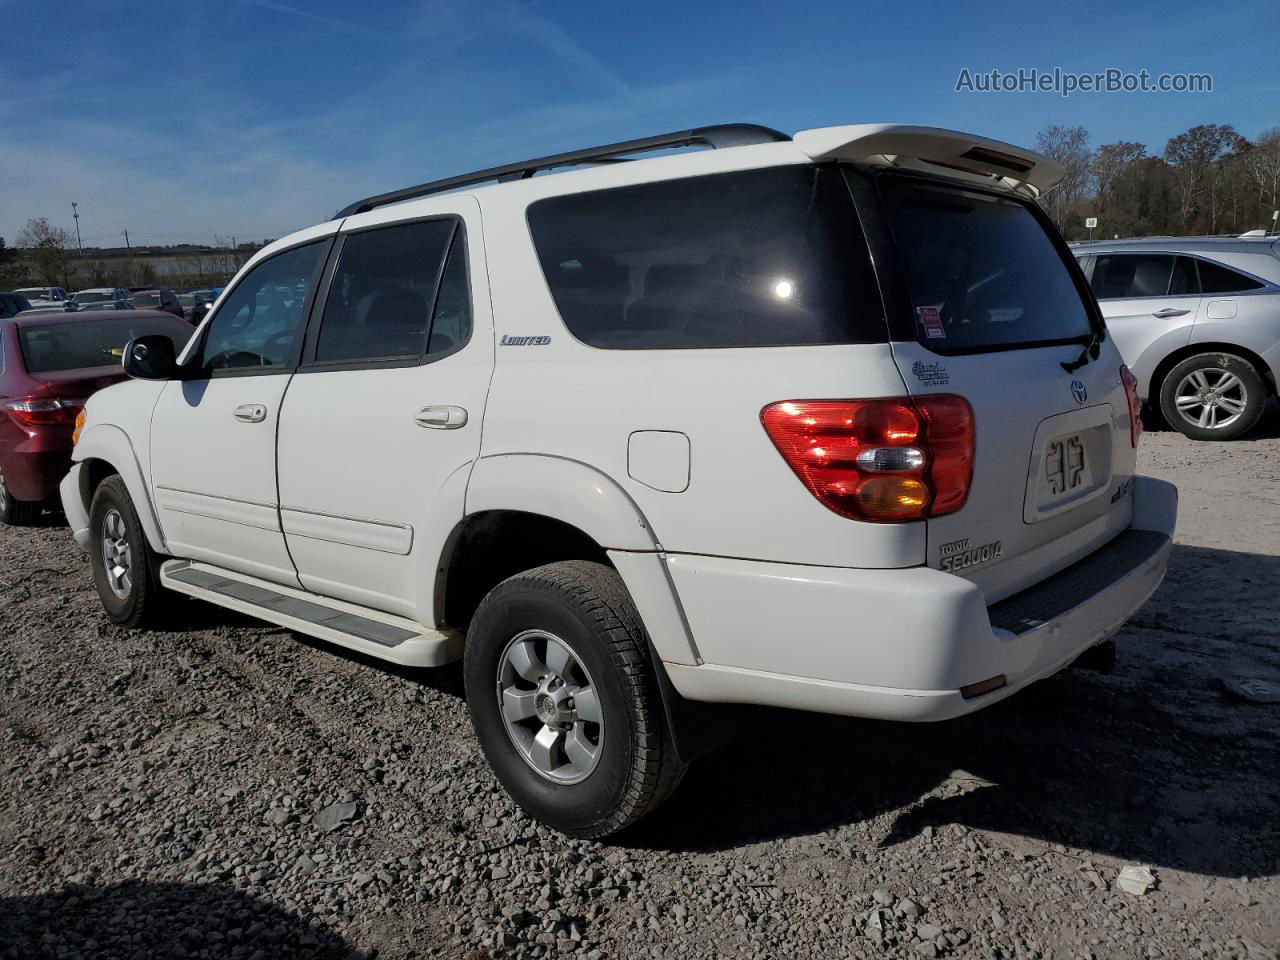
[
  {"left": 0, "top": 468, "right": 41, "bottom": 526},
  {"left": 1159, "top": 352, "right": 1267, "bottom": 441},
  {"left": 463, "top": 560, "right": 687, "bottom": 838},
  {"left": 88, "top": 476, "right": 169, "bottom": 628}
]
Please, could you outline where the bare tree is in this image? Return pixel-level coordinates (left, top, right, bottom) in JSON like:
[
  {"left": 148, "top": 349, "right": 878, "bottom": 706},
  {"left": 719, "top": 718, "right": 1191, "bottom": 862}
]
[
  {"left": 1244, "top": 128, "right": 1280, "bottom": 223},
  {"left": 1036, "top": 125, "right": 1093, "bottom": 235},
  {"left": 1090, "top": 142, "right": 1146, "bottom": 224},
  {"left": 1164, "top": 124, "right": 1248, "bottom": 232},
  {"left": 16, "top": 218, "right": 73, "bottom": 286}
]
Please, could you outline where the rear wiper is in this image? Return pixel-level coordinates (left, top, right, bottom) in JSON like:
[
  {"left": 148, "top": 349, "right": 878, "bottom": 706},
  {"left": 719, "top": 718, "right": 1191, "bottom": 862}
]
[{"left": 1061, "top": 329, "right": 1101, "bottom": 373}]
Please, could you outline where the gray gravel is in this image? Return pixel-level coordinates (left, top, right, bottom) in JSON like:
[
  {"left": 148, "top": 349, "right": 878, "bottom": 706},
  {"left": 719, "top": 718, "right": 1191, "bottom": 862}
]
[{"left": 2, "top": 428, "right": 1278, "bottom": 959}]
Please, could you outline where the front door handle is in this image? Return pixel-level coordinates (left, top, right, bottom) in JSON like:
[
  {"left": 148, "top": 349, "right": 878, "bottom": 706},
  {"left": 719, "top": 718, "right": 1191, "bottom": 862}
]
[
  {"left": 233, "top": 403, "right": 267, "bottom": 423},
  {"left": 1152, "top": 307, "right": 1190, "bottom": 319},
  {"left": 415, "top": 405, "right": 468, "bottom": 429}
]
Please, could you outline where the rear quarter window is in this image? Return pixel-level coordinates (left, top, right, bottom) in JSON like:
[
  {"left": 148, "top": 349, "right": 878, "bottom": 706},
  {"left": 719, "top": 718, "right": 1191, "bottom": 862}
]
[
  {"left": 880, "top": 177, "right": 1094, "bottom": 352},
  {"left": 527, "top": 166, "right": 885, "bottom": 349},
  {"left": 1196, "top": 258, "right": 1265, "bottom": 294}
]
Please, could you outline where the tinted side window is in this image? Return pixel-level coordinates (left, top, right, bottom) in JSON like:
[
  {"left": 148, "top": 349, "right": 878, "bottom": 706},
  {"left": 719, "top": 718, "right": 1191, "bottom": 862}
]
[
  {"left": 1197, "top": 259, "right": 1265, "bottom": 294},
  {"left": 527, "top": 166, "right": 884, "bottom": 349},
  {"left": 201, "top": 241, "right": 326, "bottom": 371},
  {"left": 315, "top": 220, "right": 456, "bottom": 363},
  {"left": 1091, "top": 255, "right": 1176, "bottom": 299}
]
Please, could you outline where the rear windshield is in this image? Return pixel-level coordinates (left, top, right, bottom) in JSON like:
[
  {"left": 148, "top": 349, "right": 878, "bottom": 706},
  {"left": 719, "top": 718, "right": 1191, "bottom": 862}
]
[
  {"left": 527, "top": 166, "right": 885, "bottom": 349},
  {"left": 879, "top": 178, "right": 1093, "bottom": 352},
  {"left": 19, "top": 316, "right": 193, "bottom": 373},
  {"left": 132, "top": 292, "right": 161, "bottom": 307}
]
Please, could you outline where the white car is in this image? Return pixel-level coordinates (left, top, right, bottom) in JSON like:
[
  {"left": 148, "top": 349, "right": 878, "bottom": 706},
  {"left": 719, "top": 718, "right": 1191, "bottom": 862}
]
[
  {"left": 60, "top": 122, "right": 1177, "bottom": 837},
  {"left": 13, "top": 286, "right": 70, "bottom": 312}
]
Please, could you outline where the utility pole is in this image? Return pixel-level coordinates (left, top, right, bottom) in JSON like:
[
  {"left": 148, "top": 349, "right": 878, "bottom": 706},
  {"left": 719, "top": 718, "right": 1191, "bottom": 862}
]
[
  {"left": 71, "top": 202, "right": 83, "bottom": 255},
  {"left": 123, "top": 229, "right": 131, "bottom": 252}
]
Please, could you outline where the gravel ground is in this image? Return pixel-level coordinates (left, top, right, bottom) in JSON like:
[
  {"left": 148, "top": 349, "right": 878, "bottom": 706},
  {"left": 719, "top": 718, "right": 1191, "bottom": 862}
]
[{"left": 1, "top": 429, "right": 1278, "bottom": 959}]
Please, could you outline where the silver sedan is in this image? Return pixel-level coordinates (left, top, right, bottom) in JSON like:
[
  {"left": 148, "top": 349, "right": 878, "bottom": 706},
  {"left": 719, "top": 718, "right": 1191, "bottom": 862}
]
[{"left": 1074, "top": 235, "right": 1280, "bottom": 440}]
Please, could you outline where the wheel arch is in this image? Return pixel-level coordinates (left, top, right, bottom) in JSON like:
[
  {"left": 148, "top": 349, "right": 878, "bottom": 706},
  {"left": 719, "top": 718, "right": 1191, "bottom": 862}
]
[{"left": 72, "top": 424, "right": 167, "bottom": 553}]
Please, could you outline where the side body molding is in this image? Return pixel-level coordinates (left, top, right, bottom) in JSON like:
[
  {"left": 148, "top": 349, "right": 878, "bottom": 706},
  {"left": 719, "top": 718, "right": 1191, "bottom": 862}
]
[{"left": 71, "top": 423, "right": 168, "bottom": 553}]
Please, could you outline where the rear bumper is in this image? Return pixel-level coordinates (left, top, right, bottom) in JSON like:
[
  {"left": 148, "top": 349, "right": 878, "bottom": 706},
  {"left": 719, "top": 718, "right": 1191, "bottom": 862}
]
[
  {"left": 0, "top": 443, "right": 73, "bottom": 503},
  {"left": 60, "top": 464, "right": 91, "bottom": 547},
  {"left": 663, "top": 476, "right": 1177, "bottom": 721}
]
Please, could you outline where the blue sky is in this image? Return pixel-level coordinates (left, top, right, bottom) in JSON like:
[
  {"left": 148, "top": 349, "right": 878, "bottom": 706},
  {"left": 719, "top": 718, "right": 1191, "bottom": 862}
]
[{"left": 2, "top": 0, "right": 1276, "bottom": 247}]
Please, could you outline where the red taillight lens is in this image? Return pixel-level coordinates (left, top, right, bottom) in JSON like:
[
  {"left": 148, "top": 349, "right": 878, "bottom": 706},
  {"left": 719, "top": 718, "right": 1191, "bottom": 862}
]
[
  {"left": 1119, "top": 365, "right": 1142, "bottom": 448},
  {"left": 4, "top": 398, "right": 82, "bottom": 428},
  {"left": 761, "top": 396, "right": 975, "bottom": 523}
]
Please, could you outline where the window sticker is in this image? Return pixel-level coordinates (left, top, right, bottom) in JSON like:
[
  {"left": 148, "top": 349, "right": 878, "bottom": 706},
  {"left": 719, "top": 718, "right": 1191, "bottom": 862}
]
[{"left": 917, "top": 305, "right": 946, "bottom": 339}]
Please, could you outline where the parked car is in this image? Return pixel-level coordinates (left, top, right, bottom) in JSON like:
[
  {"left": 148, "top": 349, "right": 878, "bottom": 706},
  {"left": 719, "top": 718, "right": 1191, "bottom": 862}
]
[
  {"left": 13, "top": 287, "right": 71, "bottom": 312},
  {"left": 60, "top": 122, "right": 1176, "bottom": 836},
  {"left": 70, "top": 287, "right": 131, "bottom": 311},
  {"left": 0, "top": 310, "right": 194, "bottom": 524},
  {"left": 0, "top": 292, "right": 32, "bottom": 319},
  {"left": 1073, "top": 236, "right": 1280, "bottom": 440},
  {"left": 129, "top": 288, "right": 186, "bottom": 321},
  {"left": 177, "top": 291, "right": 213, "bottom": 324}
]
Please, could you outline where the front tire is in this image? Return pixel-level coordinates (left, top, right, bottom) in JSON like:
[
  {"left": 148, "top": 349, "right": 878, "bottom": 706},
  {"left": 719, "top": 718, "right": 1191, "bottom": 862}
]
[
  {"left": 0, "top": 469, "right": 41, "bottom": 526},
  {"left": 463, "top": 560, "right": 686, "bottom": 838},
  {"left": 1159, "top": 352, "right": 1266, "bottom": 441},
  {"left": 88, "top": 476, "right": 169, "bottom": 628}
]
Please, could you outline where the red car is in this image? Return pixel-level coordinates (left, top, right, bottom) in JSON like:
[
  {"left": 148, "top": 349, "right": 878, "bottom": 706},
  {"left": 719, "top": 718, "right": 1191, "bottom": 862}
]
[{"left": 0, "top": 309, "right": 194, "bottom": 524}]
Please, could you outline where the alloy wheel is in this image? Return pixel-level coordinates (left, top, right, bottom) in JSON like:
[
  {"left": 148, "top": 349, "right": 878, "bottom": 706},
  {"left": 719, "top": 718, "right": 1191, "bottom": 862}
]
[
  {"left": 496, "top": 629, "right": 604, "bottom": 784},
  {"left": 100, "top": 508, "right": 133, "bottom": 600},
  {"left": 1173, "top": 368, "right": 1247, "bottom": 431}
]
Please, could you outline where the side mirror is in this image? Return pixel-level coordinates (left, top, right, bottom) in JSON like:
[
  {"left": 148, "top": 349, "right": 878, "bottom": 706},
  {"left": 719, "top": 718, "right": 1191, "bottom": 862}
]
[{"left": 123, "top": 335, "right": 179, "bottom": 380}]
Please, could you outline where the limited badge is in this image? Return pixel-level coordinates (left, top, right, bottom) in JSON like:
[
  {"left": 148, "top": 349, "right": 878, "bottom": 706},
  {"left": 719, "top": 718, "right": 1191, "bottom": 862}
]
[{"left": 917, "top": 306, "right": 946, "bottom": 339}]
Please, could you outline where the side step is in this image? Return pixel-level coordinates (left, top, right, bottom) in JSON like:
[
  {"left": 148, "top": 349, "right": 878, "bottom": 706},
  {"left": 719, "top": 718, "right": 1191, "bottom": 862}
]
[{"left": 159, "top": 560, "right": 463, "bottom": 668}]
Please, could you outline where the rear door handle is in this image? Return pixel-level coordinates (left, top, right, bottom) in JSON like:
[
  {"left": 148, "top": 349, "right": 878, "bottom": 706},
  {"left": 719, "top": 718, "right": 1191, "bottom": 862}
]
[
  {"left": 1152, "top": 308, "right": 1190, "bottom": 318},
  {"left": 415, "top": 405, "right": 468, "bottom": 429},
  {"left": 233, "top": 403, "right": 267, "bottom": 423}
]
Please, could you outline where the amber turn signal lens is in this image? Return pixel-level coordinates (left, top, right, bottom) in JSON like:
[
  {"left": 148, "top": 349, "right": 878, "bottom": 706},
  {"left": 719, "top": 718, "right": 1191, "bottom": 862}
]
[{"left": 72, "top": 409, "right": 87, "bottom": 446}]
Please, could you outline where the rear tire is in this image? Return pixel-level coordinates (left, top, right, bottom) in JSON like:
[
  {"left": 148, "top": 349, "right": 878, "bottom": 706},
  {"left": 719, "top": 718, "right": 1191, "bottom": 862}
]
[
  {"left": 463, "top": 560, "right": 687, "bottom": 838},
  {"left": 1158, "top": 352, "right": 1266, "bottom": 441},
  {"left": 88, "top": 476, "right": 170, "bottom": 628},
  {"left": 0, "top": 469, "right": 41, "bottom": 526}
]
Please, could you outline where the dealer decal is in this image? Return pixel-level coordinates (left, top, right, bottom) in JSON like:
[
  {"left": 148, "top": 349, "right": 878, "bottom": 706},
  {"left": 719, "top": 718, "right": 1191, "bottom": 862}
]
[
  {"left": 912, "top": 360, "right": 950, "bottom": 386},
  {"left": 939, "top": 537, "right": 1004, "bottom": 572}
]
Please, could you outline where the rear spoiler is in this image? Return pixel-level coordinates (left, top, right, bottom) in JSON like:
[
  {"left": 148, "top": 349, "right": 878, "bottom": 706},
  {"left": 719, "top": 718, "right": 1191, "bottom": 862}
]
[{"left": 793, "top": 124, "right": 1064, "bottom": 199}]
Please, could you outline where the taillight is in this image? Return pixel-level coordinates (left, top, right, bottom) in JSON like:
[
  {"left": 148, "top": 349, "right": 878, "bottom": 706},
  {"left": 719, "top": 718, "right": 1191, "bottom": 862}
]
[
  {"left": 1119, "top": 365, "right": 1142, "bottom": 448},
  {"left": 760, "top": 396, "right": 975, "bottom": 523},
  {"left": 4, "top": 398, "right": 82, "bottom": 428}
]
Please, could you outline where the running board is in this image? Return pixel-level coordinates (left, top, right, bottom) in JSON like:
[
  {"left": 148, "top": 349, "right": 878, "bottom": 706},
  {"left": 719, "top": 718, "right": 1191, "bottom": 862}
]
[{"left": 159, "top": 560, "right": 462, "bottom": 668}]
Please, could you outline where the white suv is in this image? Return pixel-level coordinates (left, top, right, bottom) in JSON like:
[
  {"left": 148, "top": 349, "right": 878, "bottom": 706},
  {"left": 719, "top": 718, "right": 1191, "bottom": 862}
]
[{"left": 60, "top": 123, "right": 1177, "bottom": 837}]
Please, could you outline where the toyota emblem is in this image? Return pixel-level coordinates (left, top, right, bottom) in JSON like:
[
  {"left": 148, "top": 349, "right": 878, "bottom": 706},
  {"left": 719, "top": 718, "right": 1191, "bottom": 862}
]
[{"left": 1070, "top": 379, "right": 1088, "bottom": 404}]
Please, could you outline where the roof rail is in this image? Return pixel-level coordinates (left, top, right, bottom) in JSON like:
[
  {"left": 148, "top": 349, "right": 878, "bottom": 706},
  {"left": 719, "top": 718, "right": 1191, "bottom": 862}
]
[{"left": 334, "top": 123, "right": 791, "bottom": 218}]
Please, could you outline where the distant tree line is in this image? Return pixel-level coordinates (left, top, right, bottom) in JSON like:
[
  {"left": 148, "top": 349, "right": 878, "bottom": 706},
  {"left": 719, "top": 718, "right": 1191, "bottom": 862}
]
[
  {"left": 1034, "top": 123, "right": 1280, "bottom": 240},
  {"left": 0, "top": 219, "right": 253, "bottom": 290}
]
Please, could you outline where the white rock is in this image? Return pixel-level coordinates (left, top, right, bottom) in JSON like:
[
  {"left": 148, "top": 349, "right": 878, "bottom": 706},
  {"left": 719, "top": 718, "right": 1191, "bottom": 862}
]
[{"left": 1116, "top": 865, "right": 1157, "bottom": 896}]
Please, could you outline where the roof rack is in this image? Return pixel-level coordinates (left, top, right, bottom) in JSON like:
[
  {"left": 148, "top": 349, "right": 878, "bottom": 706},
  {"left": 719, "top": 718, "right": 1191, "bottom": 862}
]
[{"left": 335, "top": 123, "right": 791, "bottom": 218}]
